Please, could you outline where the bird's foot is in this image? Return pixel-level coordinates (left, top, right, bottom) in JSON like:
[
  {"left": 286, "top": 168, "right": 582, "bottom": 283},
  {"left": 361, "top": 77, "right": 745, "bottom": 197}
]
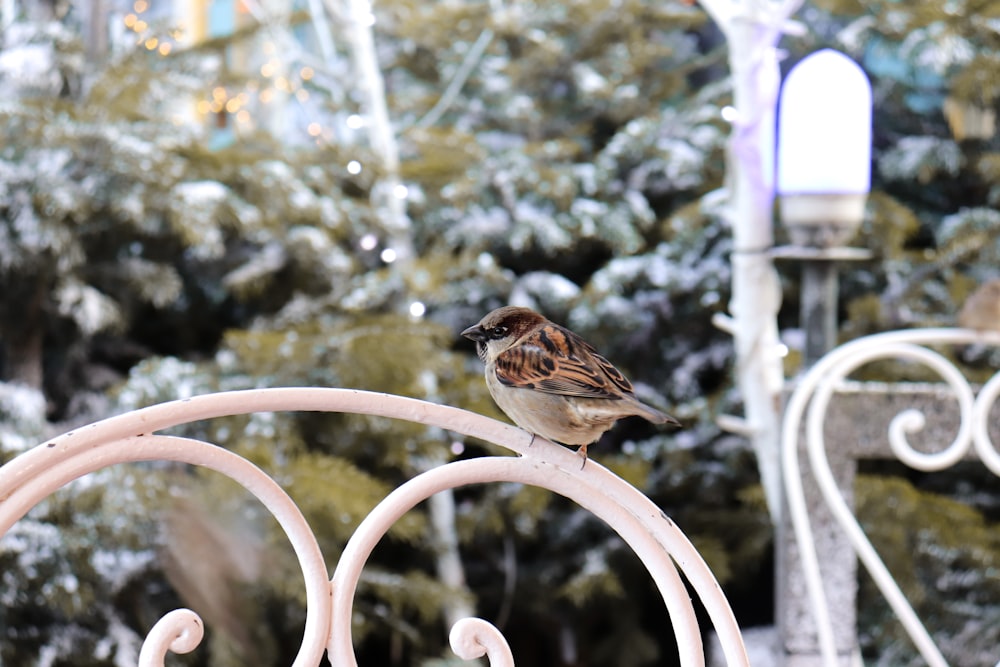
[{"left": 577, "top": 444, "right": 588, "bottom": 470}]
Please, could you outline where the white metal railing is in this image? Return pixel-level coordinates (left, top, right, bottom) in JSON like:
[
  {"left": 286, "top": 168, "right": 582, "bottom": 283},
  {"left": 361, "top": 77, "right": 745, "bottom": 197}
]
[
  {"left": 0, "top": 387, "right": 751, "bottom": 667},
  {"left": 781, "top": 328, "right": 1000, "bottom": 667}
]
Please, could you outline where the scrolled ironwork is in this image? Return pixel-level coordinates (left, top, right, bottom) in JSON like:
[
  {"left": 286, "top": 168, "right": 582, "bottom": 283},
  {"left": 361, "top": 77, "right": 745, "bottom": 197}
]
[
  {"left": 137, "top": 609, "right": 205, "bottom": 667},
  {"left": 973, "top": 369, "right": 1000, "bottom": 474},
  {"left": 0, "top": 429, "right": 332, "bottom": 667},
  {"left": 782, "top": 327, "right": 1000, "bottom": 667},
  {"left": 0, "top": 388, "right": 750, "bottom": 666},
  {"left": 448, "top": 618, "right": 514, "bottom": 667}
]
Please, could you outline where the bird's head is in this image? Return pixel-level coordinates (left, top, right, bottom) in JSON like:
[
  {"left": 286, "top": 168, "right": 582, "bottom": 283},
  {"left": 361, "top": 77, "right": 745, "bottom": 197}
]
[{"left": 462, "top": 306, "right": 547, "bottom": 362}]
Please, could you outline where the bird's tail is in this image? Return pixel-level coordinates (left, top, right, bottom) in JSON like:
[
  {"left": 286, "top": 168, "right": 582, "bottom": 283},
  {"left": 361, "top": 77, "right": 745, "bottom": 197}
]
[{"left": 630, "top": 399, "right": 681, "bottom": 427}]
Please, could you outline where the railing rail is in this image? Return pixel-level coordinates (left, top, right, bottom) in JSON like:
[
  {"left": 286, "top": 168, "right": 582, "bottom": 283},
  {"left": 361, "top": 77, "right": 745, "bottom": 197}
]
[
  {"left": 0, "top": 387, "right": 751, "bottom": 667},
  {"left": 781, "top": 328, "right": 1000, "bottom": 667}
]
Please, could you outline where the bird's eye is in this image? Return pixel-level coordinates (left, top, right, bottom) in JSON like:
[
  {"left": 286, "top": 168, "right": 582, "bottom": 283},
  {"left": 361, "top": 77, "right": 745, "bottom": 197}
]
[{"left": 489, "top": 325, "right": 508, "bottom": 339}]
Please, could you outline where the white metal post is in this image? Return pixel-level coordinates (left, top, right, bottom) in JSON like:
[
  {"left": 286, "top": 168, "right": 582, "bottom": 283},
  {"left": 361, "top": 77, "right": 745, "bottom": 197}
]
[{"left": 698, "top": 0, "right": 803, "bottom": 523}]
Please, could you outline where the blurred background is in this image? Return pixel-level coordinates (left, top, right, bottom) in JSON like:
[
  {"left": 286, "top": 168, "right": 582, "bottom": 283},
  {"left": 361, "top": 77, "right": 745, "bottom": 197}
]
[{"left": 0, "top": 0, "right": 998, "bottom": 665}]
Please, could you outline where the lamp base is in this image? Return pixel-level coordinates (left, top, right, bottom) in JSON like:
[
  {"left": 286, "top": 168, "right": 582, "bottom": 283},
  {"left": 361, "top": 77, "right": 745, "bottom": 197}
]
[{"left": 779, "top": 193, "right": 867, "bottom": 248}]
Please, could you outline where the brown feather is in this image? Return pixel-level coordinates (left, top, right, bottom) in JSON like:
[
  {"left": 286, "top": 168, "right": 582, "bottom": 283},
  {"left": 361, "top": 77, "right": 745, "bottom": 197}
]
[{"left": 494, "top": 326, "right": 629, "bottom": 400}]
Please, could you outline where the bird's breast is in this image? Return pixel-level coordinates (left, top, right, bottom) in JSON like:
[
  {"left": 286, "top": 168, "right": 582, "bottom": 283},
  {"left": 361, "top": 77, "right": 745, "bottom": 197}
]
[{"left": 484, "top": 367, "right": 620, "bottom": 445}]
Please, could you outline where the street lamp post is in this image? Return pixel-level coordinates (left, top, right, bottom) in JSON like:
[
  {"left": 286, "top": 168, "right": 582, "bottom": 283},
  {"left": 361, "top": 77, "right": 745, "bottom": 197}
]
[
  {"left": 773, "top": 48, "right": 873, "bottom": 667},
  {"left": 774, "top": 49, "right": 873, "bottom": 367}
]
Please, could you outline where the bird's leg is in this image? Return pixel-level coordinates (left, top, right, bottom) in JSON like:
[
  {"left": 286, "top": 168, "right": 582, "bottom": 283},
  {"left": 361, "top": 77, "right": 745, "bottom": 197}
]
[
  {"left": 528, "top": 433, "right": 536, "bottom": 447},
  {"left": 577, "top": 443, "right": 588, "bottom": 470}
]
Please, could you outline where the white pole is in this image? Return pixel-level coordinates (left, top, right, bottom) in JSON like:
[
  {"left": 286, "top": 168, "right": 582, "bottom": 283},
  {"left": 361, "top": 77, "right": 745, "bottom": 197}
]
[{"left": 698, "top": 0, "right": 804, "bottom": 523}]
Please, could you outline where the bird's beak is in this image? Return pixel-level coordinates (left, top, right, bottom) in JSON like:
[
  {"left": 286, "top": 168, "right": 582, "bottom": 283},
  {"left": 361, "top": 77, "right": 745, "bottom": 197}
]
[{"left": 462, "top": 324, "right": 487, "bottom": 342}]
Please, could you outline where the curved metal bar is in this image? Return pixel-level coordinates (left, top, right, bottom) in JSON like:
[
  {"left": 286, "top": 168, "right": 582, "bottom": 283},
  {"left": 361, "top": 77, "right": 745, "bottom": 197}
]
[
  {"left": 972, "top": 370, "right": 1000, "bottom": 475},
  {"left": 0, "top": 388, "right": 749, "bottom": 666},
  {"left": 329, "top": 452, "right": 750, "bottom": 667},
  {"left": 1, "top": 389, "right": 529, "bottom": 507},
  {"left": 805, "top": 343, "right": 955, "bottom": 667},
  {"left": 137, "top": 609, "right": 205, "bottom": 667},
  {"left": 816, "top": 343, "right": 975, "bottom": 472},
  {"left": 449, "top": 618, "right": 515, "bottom": 667},
  {"left": 782, "top": 328, "right": 1000, "bottom": 667},
  {"left": 0, "top": 433, "right": 332, "bottom": 667}
]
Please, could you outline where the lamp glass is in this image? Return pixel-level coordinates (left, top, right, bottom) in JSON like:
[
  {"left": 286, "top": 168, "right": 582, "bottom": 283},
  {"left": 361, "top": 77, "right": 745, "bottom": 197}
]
[{"left": 777, "top": 49, "right": 872, "bottom": 196}]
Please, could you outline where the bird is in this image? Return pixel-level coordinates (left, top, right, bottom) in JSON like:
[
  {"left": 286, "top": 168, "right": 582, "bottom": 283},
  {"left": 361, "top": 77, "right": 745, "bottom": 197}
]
[
  {"left": 462, "top": 306, "right": 680, "bottom": 464},
  {"left": 958, "top": 279, "right": 1000, "bottom": 333}
]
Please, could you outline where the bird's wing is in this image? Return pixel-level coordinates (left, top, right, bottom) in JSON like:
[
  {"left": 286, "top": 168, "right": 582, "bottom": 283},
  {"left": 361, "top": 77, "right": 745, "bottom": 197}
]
[{"left": 493, "top": 324, "right": 634, "bottom": 399}]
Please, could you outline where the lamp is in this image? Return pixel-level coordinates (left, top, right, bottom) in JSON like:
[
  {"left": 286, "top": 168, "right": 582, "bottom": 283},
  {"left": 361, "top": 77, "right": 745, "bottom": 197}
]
[
  {"left": 777, "top": 48, "right": 872, "bottom": 248},
  {"left": 774, "top": 49, "right": 873, "bottom": 365}
]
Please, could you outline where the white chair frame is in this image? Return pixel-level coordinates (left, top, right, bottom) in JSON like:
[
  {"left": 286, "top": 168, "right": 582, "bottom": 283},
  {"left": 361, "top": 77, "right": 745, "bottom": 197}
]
[
  {"left": 782, "top": 328, "right": 1000, "bottom": 667},
  {"left": 0, "top": 388, "right": 751, "bottom": 667}
]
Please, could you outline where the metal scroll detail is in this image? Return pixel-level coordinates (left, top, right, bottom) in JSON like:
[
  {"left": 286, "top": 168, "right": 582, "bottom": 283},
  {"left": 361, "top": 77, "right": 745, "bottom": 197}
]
[
  {"left": 781, "top": 328, "right": 1000, "bottom": 667},
  {"left": 0, "top": 427, "right": 333, "bottom": 667},
  {"left": 0, "top": 388, "right": 751, "bottom": 667}
]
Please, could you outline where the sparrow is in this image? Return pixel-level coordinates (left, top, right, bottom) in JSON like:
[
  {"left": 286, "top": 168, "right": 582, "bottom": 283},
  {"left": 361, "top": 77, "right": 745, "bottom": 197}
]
[
  {"left": 958, "top": 279, "right": 1000, "bottom": 333},
  {"left": 462, "top": 306, "right": 680, "bottom": 463}
]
